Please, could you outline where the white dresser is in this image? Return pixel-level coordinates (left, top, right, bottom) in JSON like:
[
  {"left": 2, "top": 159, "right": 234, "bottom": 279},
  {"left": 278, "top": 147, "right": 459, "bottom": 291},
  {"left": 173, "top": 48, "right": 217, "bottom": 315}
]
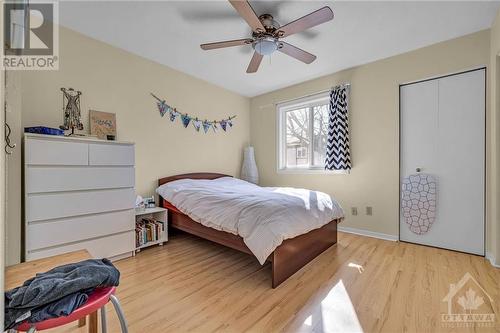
[{"left": 24, "top": 133, "right": 136, "bottom": 261}]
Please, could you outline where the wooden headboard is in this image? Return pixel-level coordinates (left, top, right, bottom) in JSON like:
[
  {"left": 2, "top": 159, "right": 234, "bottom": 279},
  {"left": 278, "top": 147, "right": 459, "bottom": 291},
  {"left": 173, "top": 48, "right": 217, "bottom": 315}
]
[{"left": 158, "top": 172, "right": 232, "bottom": 187}]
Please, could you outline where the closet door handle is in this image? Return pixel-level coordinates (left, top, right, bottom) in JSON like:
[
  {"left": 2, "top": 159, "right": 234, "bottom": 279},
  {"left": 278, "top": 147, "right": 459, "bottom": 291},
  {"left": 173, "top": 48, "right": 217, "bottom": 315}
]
[{"left": 416, "top": 167, "right": 422, "bottom": 173}]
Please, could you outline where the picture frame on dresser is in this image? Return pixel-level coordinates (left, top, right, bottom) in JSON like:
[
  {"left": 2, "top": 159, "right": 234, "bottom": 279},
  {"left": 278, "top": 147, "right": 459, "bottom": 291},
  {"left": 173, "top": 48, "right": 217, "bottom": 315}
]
[{"left": 23, "top": 133, "right": 136, "bottom": 262}]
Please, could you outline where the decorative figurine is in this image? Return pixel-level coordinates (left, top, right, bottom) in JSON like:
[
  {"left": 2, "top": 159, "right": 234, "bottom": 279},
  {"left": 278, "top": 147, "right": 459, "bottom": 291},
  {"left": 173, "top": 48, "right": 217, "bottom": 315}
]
[{"left": 60, "top": 88, "right": 83, "bottom": 135}]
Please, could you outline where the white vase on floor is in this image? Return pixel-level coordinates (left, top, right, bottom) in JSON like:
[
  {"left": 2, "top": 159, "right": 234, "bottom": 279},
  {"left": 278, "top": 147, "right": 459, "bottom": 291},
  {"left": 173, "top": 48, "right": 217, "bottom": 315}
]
[{"left": 241, "top": 146, "right": 259, "bottom": 184}]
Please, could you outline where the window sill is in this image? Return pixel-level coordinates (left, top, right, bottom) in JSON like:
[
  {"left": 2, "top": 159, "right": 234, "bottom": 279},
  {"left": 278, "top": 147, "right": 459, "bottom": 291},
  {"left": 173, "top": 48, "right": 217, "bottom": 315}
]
[{"left": 277, "top": 168, "right": 350, "bottom": 175}]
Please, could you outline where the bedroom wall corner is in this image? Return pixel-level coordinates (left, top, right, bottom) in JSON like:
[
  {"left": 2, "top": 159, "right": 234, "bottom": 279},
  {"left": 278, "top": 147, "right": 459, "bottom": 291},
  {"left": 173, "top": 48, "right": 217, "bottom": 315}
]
[{"left": 249, "top": 30, "right": 491, "bottom": 240}]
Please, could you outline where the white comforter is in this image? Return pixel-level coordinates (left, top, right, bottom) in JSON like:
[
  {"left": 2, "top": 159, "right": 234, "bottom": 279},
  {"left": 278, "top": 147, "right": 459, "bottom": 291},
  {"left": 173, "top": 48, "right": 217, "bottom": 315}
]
[{"left": 156, "top": 177, "right": 344, "bottom": 264}]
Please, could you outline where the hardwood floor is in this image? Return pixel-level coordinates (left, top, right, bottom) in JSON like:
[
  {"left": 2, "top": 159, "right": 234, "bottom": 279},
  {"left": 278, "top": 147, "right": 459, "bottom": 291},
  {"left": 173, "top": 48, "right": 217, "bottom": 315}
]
[{"left": 49, "top": 231, "right": 498, "bottom": 333}]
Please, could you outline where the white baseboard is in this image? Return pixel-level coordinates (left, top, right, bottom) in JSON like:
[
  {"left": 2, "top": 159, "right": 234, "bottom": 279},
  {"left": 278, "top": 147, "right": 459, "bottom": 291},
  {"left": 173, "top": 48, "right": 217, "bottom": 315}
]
[
  {"left": 485, "top": 252, "right": 500, "bottom": 268},
  {"left": 338, "top": 226, "right": 398, "bottom": 242}
]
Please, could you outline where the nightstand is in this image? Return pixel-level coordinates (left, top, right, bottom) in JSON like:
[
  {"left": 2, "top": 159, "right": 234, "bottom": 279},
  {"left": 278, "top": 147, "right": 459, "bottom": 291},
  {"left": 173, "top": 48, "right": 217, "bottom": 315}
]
[{"left": 134, "top": 207, "right": 168, "bottom": 253}]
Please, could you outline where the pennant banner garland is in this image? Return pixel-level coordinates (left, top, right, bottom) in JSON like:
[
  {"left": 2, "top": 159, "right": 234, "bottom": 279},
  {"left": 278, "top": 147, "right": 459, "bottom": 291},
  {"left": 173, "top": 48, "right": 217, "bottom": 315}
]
[{"left": 151, "top": 93, "right": 236, "bottom": 133}]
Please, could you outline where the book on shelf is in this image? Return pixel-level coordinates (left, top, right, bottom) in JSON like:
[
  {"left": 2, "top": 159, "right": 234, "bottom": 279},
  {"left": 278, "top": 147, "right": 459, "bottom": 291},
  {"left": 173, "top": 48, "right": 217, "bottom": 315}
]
[{"left": 135, "top": 217, "right": 165, "bottom": 248}]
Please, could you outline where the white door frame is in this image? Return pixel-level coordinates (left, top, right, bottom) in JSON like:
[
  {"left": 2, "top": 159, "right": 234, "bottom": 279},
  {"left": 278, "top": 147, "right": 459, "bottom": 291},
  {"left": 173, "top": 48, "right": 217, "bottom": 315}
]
[{"left": 398, "top": 67, "right": 487, "bottom": 256}]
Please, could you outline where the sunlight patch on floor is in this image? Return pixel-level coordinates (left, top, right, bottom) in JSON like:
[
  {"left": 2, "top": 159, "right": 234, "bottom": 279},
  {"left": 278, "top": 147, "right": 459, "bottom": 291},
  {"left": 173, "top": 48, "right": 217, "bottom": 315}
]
[
  {"left": 298, "top": 279, "right": 364, "bottom": 333},
  {"left": 319, "top": 280, "right": 364, "bottom": 332},
  {"left": 348, "top": 262, "right": 364, "bottom": 273}
]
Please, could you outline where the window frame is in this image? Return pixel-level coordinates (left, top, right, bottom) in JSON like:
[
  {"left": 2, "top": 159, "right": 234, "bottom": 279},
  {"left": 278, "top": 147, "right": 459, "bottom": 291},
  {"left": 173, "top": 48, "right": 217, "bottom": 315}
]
[{"left": 277, "top": 92, "right": 348, "bottom": 174}]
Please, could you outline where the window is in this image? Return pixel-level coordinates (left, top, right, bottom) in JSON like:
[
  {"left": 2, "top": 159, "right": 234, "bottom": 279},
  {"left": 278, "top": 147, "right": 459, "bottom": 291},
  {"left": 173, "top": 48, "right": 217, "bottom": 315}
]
[
  {"left": 277, "top": 92, "right": 331, "bottom": 172},
  {"left": 296, "top": 147, "right": 307, "bottom": 159}
]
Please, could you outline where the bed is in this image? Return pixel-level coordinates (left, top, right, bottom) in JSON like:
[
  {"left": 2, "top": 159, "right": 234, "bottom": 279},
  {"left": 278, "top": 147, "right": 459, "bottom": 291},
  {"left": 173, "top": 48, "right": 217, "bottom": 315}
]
[{"left": 157, "top": 173, "right": 343, "bottom": 288}]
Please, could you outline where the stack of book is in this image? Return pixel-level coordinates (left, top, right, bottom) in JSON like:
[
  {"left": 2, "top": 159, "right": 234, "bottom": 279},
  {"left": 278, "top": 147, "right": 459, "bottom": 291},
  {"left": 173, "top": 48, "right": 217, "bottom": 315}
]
[{"left": 136, "top": 217, "right": 165, "bottom": 247}]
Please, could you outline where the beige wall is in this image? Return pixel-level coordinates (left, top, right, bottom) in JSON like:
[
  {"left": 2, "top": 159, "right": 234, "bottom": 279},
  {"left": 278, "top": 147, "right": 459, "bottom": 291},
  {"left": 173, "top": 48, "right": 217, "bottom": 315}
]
[
  {"left": 250, "top": 31, "right": 491, "bottom": 243},
  {"left": 5, "top": 26, "right": 250, "bottom": 265},
  {"left": 490, "top": 10, "right": 500, "bottom": 266}
]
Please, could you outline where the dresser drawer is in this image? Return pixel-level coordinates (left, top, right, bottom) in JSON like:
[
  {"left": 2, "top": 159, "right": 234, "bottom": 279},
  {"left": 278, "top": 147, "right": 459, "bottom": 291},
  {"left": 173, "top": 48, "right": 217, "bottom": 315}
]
[
  {"left": 27, "top": 231, "right": 135, "bottom": 261},
  {"left": 27, "top": 188, "right": 135, "bottom": 222},
  {"left": 26, "top": 138, "right": 89, "bottom": 165},
  {"left": 89, "top": 143, "right": 134, "bottom": 166},
  {"left": 26, "top": 167, "right": 135, "bottom": 193},
  {"left": 27, "top": 209, "right": 135, "bottom": 250}
]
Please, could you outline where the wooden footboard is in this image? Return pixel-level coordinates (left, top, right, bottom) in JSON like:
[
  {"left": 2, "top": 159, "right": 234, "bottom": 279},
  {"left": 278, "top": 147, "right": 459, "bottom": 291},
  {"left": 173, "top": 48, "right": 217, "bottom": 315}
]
[
  {"left": 271, "top": 220, "right": 337, "bottom": 288},
  {"left": 158, "top": 172, "right": 339, "bottom": 288}
]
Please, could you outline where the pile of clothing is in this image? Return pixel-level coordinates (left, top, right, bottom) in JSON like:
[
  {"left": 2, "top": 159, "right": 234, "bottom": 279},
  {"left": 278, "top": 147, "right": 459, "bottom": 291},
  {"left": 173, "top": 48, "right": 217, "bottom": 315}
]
[{"left": 5, "top": 258, "right": 120, "bottom": 330}]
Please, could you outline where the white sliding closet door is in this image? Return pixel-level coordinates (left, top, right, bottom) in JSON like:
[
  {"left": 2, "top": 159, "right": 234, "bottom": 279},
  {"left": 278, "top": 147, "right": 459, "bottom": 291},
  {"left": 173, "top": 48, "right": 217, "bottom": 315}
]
[{"left": 400, "top": 69, "right": 485, "bottom": 255}]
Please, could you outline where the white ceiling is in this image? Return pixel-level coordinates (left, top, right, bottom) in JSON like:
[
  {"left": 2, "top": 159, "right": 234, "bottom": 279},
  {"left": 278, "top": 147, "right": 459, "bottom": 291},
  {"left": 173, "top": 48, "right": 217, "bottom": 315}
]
[{"left": 59, "top": 1, "right": 500, "bottom": 97}]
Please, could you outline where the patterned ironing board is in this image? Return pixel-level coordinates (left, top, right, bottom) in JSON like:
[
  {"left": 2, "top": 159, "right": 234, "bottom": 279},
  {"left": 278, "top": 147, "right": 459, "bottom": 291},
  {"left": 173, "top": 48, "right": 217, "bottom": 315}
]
[{"left": 401, "top": 173, "right": 437, "bottom": 235}]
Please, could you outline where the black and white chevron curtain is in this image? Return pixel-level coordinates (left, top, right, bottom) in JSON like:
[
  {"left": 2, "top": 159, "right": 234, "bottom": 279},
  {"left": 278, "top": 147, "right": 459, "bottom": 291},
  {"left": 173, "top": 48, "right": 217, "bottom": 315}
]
[{"left": 325, "top": 85, "right": 351, "bottom": 170}]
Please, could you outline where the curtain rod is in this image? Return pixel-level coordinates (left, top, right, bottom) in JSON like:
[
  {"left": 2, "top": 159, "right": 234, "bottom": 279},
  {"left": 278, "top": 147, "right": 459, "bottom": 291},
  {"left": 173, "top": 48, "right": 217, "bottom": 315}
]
[{"left": 271, "top": 82, "right": 350, "bottom": 107}]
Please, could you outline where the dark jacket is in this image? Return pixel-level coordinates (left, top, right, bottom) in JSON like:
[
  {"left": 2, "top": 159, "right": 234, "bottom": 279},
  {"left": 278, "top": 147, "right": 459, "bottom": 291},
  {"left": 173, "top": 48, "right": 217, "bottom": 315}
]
[{"left": 5, "top": 258, "right": 120, "bottom": 329}]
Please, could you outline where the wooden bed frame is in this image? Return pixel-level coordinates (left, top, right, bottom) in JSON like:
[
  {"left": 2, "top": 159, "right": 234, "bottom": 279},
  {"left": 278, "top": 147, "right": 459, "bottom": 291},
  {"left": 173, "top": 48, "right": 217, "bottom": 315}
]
[{"left": 158, "top": 172, "right": 339, "bottom": 288}]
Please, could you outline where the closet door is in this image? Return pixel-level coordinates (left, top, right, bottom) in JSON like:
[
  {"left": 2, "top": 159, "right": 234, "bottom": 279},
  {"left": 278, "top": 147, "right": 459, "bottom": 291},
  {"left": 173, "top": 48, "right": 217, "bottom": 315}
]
[{"left": 400, "top": 69, "right": 485, "bottom": 255}]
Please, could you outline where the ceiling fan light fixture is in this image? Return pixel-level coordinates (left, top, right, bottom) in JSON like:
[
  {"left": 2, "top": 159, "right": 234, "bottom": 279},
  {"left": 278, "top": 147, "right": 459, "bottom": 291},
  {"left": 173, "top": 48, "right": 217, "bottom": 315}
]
[
  {"left": 200, "top": 1, "right": 334, "bottom": 73},
  {"left": 253, "top": 37, "right": 278, "bottom": 56}
]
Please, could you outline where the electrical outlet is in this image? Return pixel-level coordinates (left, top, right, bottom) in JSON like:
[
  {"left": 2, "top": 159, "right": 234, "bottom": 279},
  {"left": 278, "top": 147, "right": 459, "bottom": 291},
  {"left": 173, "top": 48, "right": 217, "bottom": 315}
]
[
  {"left": 366, "top": 206, "right": 373, "bottom": 215},
  {"left": 351, "top": 207, "right": 358, "bottom": 216}
]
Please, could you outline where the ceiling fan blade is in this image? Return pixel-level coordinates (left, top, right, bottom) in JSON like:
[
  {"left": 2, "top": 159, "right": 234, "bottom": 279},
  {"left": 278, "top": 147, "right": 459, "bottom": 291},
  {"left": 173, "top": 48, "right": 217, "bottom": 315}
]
[
  {"left": 247, "top": 51, "right": 263, "bottom": 73},
  {"left": 278, "top": 42, "right": 316, "bottom": 64},
  {"left": 229, "top": 0, "right": 265, "bottom": 33},
  {"left": 277, "top": 6, "right": 334, "bottom": 38},
  {"left": 200, "top": 38, "right": 253, "bottom": 50}
]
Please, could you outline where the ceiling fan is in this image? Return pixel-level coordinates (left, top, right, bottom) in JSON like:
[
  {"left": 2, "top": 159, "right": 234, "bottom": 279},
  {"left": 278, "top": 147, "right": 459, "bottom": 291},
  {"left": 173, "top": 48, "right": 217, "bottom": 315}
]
[{"left": 200, "top": 1, "right": 334, "bottom": 73}]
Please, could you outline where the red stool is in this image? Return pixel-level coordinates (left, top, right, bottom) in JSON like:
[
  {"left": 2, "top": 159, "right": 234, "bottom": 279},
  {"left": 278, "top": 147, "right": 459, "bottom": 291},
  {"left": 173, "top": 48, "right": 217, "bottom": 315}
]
[{"left": 15, "top": 287, "right": 128, "bottom": 333}]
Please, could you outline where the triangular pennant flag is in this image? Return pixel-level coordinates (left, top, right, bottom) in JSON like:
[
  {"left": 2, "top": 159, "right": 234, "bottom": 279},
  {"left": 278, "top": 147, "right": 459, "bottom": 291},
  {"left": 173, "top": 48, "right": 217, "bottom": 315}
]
[
  {"left": 227, "top": 119, "right": 233, "bottom": 128},
  {"left": 220, "top": 119, "right": 228, "bottom": 132},
  {"left": 202, "top": 120, "right": 211, "bottom": 133},
  {"left": 169, "top": 109, "right": 178, "bottom": 122},
  {"left": 157, "top": 101, "right": 167, "bottom": 117},
  {"left": 192, "top": 119, "right": 202, "bottom": 132},
  {"left": 212, "top": 122, "right": 218, "bottom": 133},
  {"left": 181, "top": 114, "right": 191, "bottom": 128}
]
